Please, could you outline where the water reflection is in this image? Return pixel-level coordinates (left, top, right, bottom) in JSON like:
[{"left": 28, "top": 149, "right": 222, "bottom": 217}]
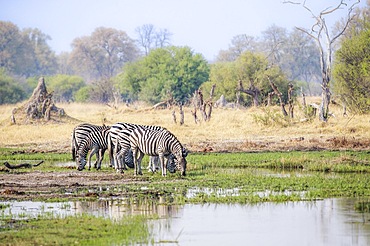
[
  {"left": 73, "top": 197, "right": 180, "bottom": 220},
  {"left": 1, "top": 198, "right": 369, "bottom": 246},
  {"left": 0, "top": 197, "right": 180, "bottom": 221},
  {"left": 152, "top": 198, "right": 370, "bottom": 246}
]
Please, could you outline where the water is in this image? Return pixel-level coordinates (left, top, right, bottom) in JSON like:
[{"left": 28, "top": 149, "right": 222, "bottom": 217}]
[{"left": 1, "top": 198, "right": 369, "bottom": 246}]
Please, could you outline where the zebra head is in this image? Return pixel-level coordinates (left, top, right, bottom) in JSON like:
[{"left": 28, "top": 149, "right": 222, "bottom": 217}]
[
  {"left": 76, "top": 155, "right": 86, "bottom": 171},
  {"left": 166, "top": 154, "right": 176, "bottom": 173},
  {"left": 173, "top": 148, "right": 188, "bottom": 176}
]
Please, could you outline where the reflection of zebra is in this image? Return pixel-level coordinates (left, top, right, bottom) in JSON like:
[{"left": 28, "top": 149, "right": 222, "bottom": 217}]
[
  {"left": 129, "top": 127, "right": 187, "bottom": 176},
  {"left": 109, "top": 122, "right": 164, "bottom": 172},
  {"left": 77, "top": 128, "right": 110, "bottom": 171},
  {"left": 71, "top": 123, "right": 109, "bottom": 166}
]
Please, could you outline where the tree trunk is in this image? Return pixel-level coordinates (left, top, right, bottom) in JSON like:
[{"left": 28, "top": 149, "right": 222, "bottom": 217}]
[
  {"left": 319, "top": 77, "right": 331, "bottom": 122},
  {"left": 267, "top": 77, "right": 288, "bottom": 117},
  {"left": 172, "top": 110, "right": 177, "bottom": 124},
  {"left": 237, "top": 80, "right": 260, "bottom": 107},
  {"left": 179, "top": 105, "right": 184, "bottom": 125},
  {"left": 288, "top": 83, "right": 294, "bottom": 118}
]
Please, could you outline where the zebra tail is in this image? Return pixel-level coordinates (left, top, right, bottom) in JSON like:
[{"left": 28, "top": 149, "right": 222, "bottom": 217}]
[{"left": 71, "top": 129, "right": 77, "bottom": 161}]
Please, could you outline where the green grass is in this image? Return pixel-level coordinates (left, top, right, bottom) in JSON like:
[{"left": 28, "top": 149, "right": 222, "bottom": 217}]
[
  {"left": 0, "top": 213, "right": 150, "bottom": 246},
  {"left": 1, "top": 149, "right": 370, "bottom": 204},
  {"left": 0, "top": 148, "right": 70, "bottom": 162}
]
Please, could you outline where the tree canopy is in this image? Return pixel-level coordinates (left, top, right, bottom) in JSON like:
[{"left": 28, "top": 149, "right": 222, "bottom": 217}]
[
  {"left": 70, "top": 27, "right": 139, "bottom": 81},
  {"left": 114, "top": 46, "right": 209, "bottom": 104},
  {"left": 333, "top": 28, "right": 370, "bottom": 113},
  {"left": 0, "top": 21, "right": 57, "bottom": 77},
  {"left": 202, "top": 51, "right": 289, "bottom": 107},
  {"left": 0, "top": 69, "right": 26, "bottom": 104}
]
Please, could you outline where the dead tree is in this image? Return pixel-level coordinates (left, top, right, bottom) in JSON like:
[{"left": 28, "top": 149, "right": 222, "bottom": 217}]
[
  {"left": 179, "top": 104, "right": 184, "bottom": 126},
  {"left": 268, "top": 76, "right": 288, "bottom": 117},
  {"left": 237, "top": 80, "right": 260, "bottom": 107},
  {"left": 288, "top": 83, "right": 294, "bottom": 118},
  {"left": 172, "top": 110, "right": 177, "bottom": 124},
  {"left": 285, "top": 0, "right": 360, "bottom": 121},
  {"left": 4, "top": 161, "right": 43, "bottom": 169},
  {"left": 301, "top": 88, "right": 307, "bottom": 109},
  {"left": 191, "top": 85, "right": 215, "bottom": 123}
]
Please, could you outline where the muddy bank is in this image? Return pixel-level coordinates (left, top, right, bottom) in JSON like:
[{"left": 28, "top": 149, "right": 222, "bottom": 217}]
[{"left": 0, "top": 171, "right": 146, "bottom": 200}]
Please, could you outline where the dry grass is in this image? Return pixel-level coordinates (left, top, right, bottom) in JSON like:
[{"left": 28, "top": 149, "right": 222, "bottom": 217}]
[{"left": 1, "top": 99, "right": 370, "bottom": 153}]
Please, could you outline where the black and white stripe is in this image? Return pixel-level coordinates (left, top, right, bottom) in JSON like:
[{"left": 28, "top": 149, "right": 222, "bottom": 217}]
[
  {"left": 148, "top": 155, "right": 177, "bottom": 173},
  {"left": 129, "top": 127, "right": 187, "bottom": 176},
  {"left": 71, "top": 123, "right": 109, "bottom": 166},
  {"left": 76, "top": 128, "right": 110, "bottom": 171},
  {"left": 108, "top": 122, "right": 164, "bottom": 172}
]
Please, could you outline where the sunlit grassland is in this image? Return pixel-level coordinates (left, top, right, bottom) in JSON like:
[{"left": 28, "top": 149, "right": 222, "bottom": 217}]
[{"left": 1, "top": 99, "right": 370, "bottom": 152}]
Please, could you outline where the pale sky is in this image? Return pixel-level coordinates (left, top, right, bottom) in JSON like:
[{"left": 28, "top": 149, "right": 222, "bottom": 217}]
[{"left": 0, "top": 0, "right": 366, "bottom": 61}]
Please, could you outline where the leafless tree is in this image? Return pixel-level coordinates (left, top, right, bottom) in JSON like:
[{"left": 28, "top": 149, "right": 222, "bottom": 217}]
[
  {"left": 135, "top": 24, "right": 156, "bottom": 56},
  {"left": 135, "top": 24, "right": 172, "bottom": 55},
  {"left": 284, "top": 0, "right": 360, "bottom": 121}
]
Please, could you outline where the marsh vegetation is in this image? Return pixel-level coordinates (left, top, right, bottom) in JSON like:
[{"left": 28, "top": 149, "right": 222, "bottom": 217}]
[{"left": 1, "top": 103, "right": 370, "bottom": 244}]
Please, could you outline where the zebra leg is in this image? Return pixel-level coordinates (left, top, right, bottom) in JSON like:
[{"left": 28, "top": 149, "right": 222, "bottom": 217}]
[
  {"left": 113, "top": 142, "right": 119, "bottom": 170},
  {"left": 147, "top": 156, "right": 152, "bottom": 172},
  {"left": 147, "top": 156, "right": 156, "bottom": 173},
  {"left": 107, "top": 135, "right": 113, "bottom": 168},
  {"left": 159, "top": 154, "right": 167, "bottom": 177},
  {"left": 135, "top": 150, "right": 144, "bottom": 176},
  {"left": 95, "top": 149, "right": 104, "bottom": 168},
  {"left": 116, "top": 148, "right": 128, "bottom": 173},
  {"left": 88, "top": 147, "right": 99, "bottom": 171},
  {"left": 97, "top": 149, "right": 105, "bottom": 170}
]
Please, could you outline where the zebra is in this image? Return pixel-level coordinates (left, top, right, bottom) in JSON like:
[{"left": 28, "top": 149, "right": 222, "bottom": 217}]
[
  {"left": 76, "top": 128, "right": 110, "bottom": 171},
  {"left": 71, "top": 123, "right": 110, "bottom": 167},
  {"left": 128, "top": 127, "right": 187, "bottom": 176},
  {"left": 72, "top": 123, "right": 134, "bottom": 170},
  {"left": 109, "top": 122, "right": 165, "bottom": 172}
]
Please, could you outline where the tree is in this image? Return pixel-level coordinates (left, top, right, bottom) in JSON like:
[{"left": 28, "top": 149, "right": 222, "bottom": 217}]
[
  {"left": 21, "top": 28, "right": 57, "bottom": 77},
  {"left": 0, "top": 21, "right": 57, "bottom": 77},
  {"left": 204, "top": 51, "right": 289, "bottom": 107},
  {"left": 216, "top": 35, "right": 258, "bottom": 62},
  {"left": 216, "top": 28, "right": 322, "bottom": 95},
  {"left": 285, "top": 0, "right": 360, "bottom": 121},
  {"left": 70, "top": 27, "right": 139, "bottom": 102},
  {"left": 47, "top": 75, "right": 86, "bottom": 102},
  {"left": 0, "top": 22, "right": 23, "bottom": 74},
  {"left": 261, "top": 25, "right": 288, "bottom": 66},
  {"left": 115, "top": 46, "right": 209, "bottom": 104},
  {"left": 0, "top": 69, "right": 26, "bottom": 104},
  {"left": 333, "top": 28, "right": 370, "bottom": 113},
  {"left": 135, "top": 24, "right": 172, "bottom": 56},
  {"left": 282, "top": 29, "right": 321, "bottom": 95},
  {"left": 70, "top": 27, "right": 139, "bottom": 81}
]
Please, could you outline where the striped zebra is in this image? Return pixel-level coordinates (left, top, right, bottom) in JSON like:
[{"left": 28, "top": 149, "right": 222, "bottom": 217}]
[
  {"left": 76, "top": 128, "right": 110, "bottom": 171},
  {"left": 109, "top": 122, "right": 165, "bottom": 172},
  {"left": 129, "top": 127, "right": 187, "bottom": 176},
  {"left": 72, "top": 123, "right": 133, "bottom": 170},
  {"left": 71, "top": 123, "right": 110, "bottom": 167}
]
